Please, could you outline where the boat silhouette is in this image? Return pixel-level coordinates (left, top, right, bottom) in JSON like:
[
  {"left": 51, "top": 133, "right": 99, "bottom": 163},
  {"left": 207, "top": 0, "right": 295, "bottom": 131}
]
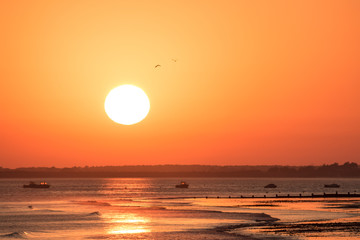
[
  {"left": 324, "top": 183, "right": 340, "bottom": 188},
  {"left": 175, "top": 181, "right": 189, "bottom": 188},
  {"left": 23, "top": 181, "right": 50, "bottom": 188},
  {"left": 264, "top": 183, "right": 277, "bottom": 188}
]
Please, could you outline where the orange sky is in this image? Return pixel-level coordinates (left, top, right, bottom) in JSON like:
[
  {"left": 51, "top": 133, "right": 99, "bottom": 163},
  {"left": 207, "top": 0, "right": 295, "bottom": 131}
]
[{"left": 1, "top": 0, "right": 360, "bottom": 168}]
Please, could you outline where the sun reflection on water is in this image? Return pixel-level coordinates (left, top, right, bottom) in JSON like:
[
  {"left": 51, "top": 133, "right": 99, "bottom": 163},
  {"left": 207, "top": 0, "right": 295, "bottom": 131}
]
[{"left": 105, "top": 212, "right": 150, "bottom": 235}]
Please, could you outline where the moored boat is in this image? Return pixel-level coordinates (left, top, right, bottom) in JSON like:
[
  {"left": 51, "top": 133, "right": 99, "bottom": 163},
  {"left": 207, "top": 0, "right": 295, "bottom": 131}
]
[
  {"left": 324, "top": 183, "right": 340, "bottom": 188},
  {"left": 264, "top": 183, "right": 277, "bottom": 188},
  {"left": 175, "top": 181, "right": 189, "bottom": 188},
  {"left": 23, "top": 181, "right": 50, "bottom": 188}
]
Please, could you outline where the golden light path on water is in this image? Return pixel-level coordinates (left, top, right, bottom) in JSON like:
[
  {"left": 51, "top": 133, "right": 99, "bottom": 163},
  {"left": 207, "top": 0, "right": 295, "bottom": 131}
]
[{"left": 105, "top": 213, "right": 150, "bottom": 235}]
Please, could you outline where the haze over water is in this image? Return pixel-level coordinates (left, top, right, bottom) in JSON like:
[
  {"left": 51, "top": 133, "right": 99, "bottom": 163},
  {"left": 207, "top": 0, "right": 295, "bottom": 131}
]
[{"left": 1, "top": 178, "right": 359, "bottom": 239}]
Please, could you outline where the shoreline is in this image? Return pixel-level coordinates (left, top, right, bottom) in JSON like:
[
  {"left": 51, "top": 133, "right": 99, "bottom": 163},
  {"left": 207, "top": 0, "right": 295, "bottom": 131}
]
[{"left": 0, "top": 178, "right": 359, "bottom": 239}]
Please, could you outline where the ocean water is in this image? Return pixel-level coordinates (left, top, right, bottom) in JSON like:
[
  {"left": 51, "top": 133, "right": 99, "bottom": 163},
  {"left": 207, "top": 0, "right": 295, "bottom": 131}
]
[{"left": 0, "top": 178, "right": 359, "bottom": 239}]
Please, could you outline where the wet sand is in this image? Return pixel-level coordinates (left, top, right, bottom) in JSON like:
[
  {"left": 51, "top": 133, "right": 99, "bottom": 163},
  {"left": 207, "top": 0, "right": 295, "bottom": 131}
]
[{"left": 211, "top": 198, "right": 360, "bottom": 240}]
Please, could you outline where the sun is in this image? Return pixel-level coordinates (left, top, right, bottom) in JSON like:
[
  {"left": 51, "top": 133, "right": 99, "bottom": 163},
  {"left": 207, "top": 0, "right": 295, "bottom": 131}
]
[{"left": 104, "top": 85, "right": 150, "bottom": 125}]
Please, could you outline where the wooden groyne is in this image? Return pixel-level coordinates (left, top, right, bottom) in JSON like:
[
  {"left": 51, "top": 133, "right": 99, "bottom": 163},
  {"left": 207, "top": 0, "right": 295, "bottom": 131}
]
[
  {"left": 273, "top": 192, "right": 360, "bottom": 198},
  {"left": 197, "top": 192, "right": 360, "bottom": 199}
]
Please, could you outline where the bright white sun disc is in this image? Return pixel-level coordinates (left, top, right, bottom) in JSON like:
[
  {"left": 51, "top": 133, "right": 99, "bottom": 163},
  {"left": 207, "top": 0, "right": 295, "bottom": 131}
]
[{"left": 105, "top": 85, "right": 150, "bottom": 125}]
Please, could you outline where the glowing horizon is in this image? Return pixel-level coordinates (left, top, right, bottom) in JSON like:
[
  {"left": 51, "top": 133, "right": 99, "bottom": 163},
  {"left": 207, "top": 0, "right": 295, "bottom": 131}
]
[{"left": 1, "top": 0, "right": 360, "bottom": 168}]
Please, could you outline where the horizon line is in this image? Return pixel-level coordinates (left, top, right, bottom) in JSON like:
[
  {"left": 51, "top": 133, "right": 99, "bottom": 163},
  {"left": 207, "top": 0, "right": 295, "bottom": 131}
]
[{"left": 1, "top": 162, "right": 357, "bottom": 170}]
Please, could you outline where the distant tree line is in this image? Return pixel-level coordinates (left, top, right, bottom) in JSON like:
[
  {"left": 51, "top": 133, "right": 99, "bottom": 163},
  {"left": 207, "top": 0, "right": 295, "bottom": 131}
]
[{"left": 0, "top": 162, "right": 359, "bottom": 178}]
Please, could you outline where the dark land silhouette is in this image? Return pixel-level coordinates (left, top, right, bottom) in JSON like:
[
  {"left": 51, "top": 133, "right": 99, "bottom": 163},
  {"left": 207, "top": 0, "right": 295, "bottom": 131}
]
[{"left": 0, "top": 162, "right": 359, "bottom": 178}]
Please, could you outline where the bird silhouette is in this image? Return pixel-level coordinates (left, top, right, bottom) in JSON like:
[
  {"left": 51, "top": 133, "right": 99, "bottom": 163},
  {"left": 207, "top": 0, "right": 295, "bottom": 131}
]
[{"left": 155, "top": 64, "right": 161, "bottom": 68}]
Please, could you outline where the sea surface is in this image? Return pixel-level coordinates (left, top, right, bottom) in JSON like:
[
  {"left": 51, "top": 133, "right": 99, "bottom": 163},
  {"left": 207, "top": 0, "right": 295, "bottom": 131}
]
[{"left": 0, "top": 178, "right": 359, "bottom": 239}]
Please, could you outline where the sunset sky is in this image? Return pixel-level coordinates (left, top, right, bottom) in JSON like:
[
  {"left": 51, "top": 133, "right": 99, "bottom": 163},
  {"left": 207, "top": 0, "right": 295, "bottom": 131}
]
[{"left": 1, "top": 0, "right": 360, "bottom": 168}]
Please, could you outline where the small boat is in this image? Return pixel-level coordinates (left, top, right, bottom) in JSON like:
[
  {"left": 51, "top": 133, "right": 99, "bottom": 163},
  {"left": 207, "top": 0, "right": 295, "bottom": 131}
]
[
  {"left": 264, "top": 183, "right": 277, "bottom": 188},
  {"left": 175, "top": 181, "right": 189, "bottom": 188},
  {"left": 324, "top": 183, "right": 340, "bottom": 188},
  {"left": 23, "top": 181, "right": 50, "bottom": 188}
]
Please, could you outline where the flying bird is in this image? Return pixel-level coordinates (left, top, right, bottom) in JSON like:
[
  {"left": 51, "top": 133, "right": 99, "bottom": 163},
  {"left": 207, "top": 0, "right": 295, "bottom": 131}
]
[{"left": 155, "top": 64, "right": 161, "bottom": 68}]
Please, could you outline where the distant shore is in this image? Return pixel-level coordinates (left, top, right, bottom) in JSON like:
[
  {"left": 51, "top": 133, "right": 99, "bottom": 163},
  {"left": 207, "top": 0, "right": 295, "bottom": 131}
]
[{"left": 0, "top": 162, "right": 359, "bottom": 178}]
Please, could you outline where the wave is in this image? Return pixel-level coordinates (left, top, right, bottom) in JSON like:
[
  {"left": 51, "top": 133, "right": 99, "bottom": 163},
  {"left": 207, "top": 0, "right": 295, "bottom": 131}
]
[
  {"left": 146, "top": 206, "right": 167, "bottom": 210},
  {"left": 75, "top": 200, "right": 111, "bottom": 206},
  {"left": 32, "top": 209, "right": 63, "bottom": 213},
  {"left": 88, "top": 211, "right": 101, "bottom": 216},
  {"left": 0, "top": 231, "right": 28, "bottom": 239},
  {"left": 166, "top": 208, "right": 280, "bottom": 222},
  {"left": 113, "top": 198, "right": 133, "bottom": 202}
]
